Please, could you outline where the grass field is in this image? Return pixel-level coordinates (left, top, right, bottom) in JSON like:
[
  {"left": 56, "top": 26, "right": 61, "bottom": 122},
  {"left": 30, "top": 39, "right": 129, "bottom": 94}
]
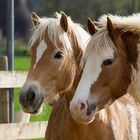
[{"left": 14, "top": 44, "right": 52, "bottom": 123}]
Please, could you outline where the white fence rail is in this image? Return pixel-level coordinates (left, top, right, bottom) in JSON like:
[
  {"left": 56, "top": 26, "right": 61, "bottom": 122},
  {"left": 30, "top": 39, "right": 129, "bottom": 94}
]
[
  {"left": 0, "top": 70, "right": 48, "bottom": 139},
  {"left": 0, "top": 71, "right": 28, "bottom": 88},
  {"left": 0, "top": 121, "right": 48, "bottom": 139}
]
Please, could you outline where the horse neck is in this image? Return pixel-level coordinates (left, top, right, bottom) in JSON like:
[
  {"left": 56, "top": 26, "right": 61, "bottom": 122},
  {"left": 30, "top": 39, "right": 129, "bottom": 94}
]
[
  {"left": 131, "top": 45, "right": 140, "bottom": 103},
  {"left": 128, "top": 63, "right": 140, "bottom": 103},
  {"left": 66, "top": 69, "right": 82, "bottom": 103},
  {"left": 122, "top": 33, "right": 140, "bottom": 103},
  {"left": 65, "top": 29, "right": 84, "bottom": 104}
]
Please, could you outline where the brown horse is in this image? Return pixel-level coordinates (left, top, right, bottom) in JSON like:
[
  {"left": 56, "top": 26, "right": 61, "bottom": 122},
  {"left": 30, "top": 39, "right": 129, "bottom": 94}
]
[
  {"left": 70, "top": 14, "right": 140, "bottom": 129},
  {"left": 46, "top": 18, "right": 140, "bottom": 140},
  {"left": 19, "top": 12, "right": 90, "bottom": 114}
]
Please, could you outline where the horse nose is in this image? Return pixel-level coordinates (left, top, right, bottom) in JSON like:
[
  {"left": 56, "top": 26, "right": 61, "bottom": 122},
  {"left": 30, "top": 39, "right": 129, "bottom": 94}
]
[
  {"left": 77, "top": 100, "right": 88, "bottom": 113},
  {"left": 19, "top": 85, "right": 37, "bottom": 107},
  {"left": 86, "top": 102, "right": 96, "bottom": 116}
]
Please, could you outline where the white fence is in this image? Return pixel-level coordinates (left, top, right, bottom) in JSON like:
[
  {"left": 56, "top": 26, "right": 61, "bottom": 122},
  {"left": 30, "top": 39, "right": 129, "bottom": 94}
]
[{"left": 0, "top": 71, "right": 48, "bottom": 139}]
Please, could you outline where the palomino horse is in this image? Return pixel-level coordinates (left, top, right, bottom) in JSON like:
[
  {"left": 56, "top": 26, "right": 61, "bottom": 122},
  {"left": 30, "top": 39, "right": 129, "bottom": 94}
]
[
  {"left": 19, "top": 12, "right": 90, "bottom": 114},
  {"left": 70, "top": 14, "right": 140, "bottom": 128},
  {"left": 47, "top": 17, "right": 140, "bottom": 140}
]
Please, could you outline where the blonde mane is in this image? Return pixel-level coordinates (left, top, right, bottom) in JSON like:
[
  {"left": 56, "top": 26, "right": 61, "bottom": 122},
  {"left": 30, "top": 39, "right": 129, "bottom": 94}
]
[
  {"left": 98, "top": 13, "right": 140, "bottom": 35},
  {"left": 29, "top": 12, "right": 89, "bottom": 52},
  {"left": 82, "top": 13, "right": 140, "bottom": 67}
]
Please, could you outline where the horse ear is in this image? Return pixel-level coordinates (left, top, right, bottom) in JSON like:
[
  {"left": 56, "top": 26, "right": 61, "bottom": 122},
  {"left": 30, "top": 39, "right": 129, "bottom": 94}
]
[
  {"left": 87, "top": 18, "right": 98, "bottom": 35},
  {"left": 31, "top": 12, "right": 40, "bottom": 27},
  {"left": 60, "top": 12, "right": 68, "bottom": 32},
  {"left": 107, "top": 17, "right": 115, "bottom": 39}
]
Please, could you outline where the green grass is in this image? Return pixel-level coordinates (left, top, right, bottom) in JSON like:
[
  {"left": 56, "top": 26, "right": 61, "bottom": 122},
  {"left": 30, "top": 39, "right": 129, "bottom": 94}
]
[
  {"left": 14, "top": 56, "right": 31, "bottom": 70},
  {"left": 14, "top": 43, "right": 52, "bottom": 123}
]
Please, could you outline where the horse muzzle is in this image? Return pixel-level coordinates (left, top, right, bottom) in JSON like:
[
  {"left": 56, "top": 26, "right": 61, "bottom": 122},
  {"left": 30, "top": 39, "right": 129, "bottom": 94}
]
[
  {"left": 70, "top": 100, "right": 96, "bottom": 124},
  {"left": 19, "top": 81, "right": 44, "bottom": 114}
]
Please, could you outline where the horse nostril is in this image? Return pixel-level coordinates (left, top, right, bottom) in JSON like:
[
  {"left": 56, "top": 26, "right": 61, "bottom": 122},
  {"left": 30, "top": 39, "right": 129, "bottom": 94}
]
[
  {"left": 27, "top": 92, "right": 36, "bottom": 103},
  {"left": 80, "top": 102, "right": 86, "bottom": 110},
  {"left": 78, "top": 101, "right": 87, "bottom": 113}
]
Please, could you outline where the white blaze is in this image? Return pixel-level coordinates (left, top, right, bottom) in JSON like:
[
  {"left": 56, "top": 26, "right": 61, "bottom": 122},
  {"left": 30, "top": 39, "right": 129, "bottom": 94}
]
[
  {"left": 34, "top": 40, "right": 47, "bottom": 69},
  {"left": 70, "top": 46, "right": 114, "bottom": 108}
]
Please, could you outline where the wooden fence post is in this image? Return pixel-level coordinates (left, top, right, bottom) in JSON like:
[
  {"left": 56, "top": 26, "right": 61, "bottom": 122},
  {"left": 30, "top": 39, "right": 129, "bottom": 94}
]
[{"left": 0, "top": 56, "right": 9, "bottom": 123}]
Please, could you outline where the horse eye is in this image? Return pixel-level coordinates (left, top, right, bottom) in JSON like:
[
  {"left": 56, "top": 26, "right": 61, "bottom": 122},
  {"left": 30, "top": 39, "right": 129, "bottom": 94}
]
[
  {"left": 103, "top": 58, "right": 113, "bottom": 66},
  {"left": 54, "top": 51, "right": 63, "bottom": 59}
]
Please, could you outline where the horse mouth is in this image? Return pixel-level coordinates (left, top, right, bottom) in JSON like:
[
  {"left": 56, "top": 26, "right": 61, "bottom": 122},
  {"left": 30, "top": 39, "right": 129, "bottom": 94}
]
[{"left": 71, "top": 112, "right": 96, "bottom": 124}]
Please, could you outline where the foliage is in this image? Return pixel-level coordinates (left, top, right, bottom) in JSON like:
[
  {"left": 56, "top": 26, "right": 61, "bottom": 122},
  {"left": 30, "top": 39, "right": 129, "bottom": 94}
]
[{"left": 35, "top": 0, "right": 140, "bottom": 26}]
